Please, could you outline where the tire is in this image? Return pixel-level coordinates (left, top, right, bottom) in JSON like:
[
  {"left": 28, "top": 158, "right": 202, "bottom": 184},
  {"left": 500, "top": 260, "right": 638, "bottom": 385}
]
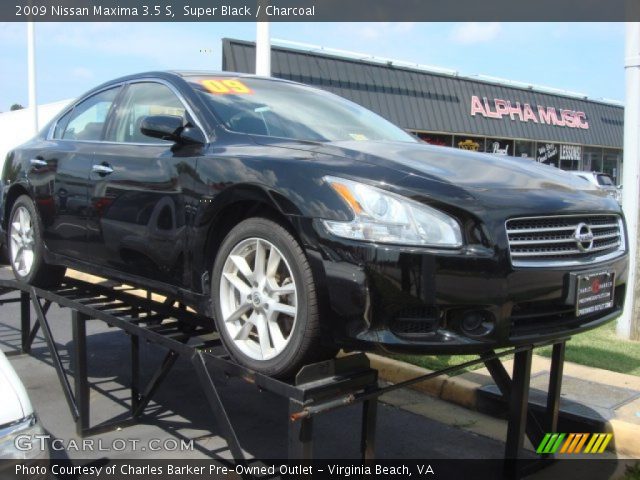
[
  {"left": 0, "top": 241, "right": 9, "bottom": 266},
  {"left": 7, "top": 195, "right": 66, "bottom": 287},
  {"left": 211, "top": 217, "right": 334, "bottom": 378}
]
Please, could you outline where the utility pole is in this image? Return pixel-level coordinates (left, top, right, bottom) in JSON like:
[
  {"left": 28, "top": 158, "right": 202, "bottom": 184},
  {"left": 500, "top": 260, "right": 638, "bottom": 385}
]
[
  {"left": 27, "top": 22, "right": 38, "bottom": 134},
  {"left": 255, "top": 21, "right": 271, "bottom": 76},
  {"left": 619, "top": 22, "right": 640, "bottom": 340},
  {"left": 255, "top": 0, "right": 271, "bottom": 77}
]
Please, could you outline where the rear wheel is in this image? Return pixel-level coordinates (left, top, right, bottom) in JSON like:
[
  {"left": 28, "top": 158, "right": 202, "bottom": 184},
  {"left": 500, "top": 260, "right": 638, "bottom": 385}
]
[
  {"left": 8, "top": 195, "right": 66, "bottom": 287},
  {"left": 211, "top": 217, "right": 334, "bottom": 378}
]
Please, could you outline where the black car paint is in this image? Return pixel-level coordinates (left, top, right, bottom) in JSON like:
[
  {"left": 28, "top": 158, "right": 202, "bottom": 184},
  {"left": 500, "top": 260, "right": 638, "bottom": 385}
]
[{"left": 1, "top": 71, "right": 628, "bottom": 354}]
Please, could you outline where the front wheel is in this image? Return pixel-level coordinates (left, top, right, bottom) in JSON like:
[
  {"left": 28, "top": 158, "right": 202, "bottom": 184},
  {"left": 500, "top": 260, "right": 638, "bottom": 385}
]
[
  {"left": 211, "top": 217, "right": 334, "bottom": 378},
  {"left": 8, "top": 195, "right": 66, "bottom": 287}
]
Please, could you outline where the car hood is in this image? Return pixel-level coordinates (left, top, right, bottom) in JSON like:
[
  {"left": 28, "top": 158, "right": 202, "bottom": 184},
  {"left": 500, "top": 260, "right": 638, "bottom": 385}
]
[
  {"left": 0, "top": 350, "right": 33, "bottom": 425},
  {"left": 326, "top": 140, "right": 599, "bottom": 192},
  {"left": 252, "top": 137, "right": 618, "bottom": 214}
]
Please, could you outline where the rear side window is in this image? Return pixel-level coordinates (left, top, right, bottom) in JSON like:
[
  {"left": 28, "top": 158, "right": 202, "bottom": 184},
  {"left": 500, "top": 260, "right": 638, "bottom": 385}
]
[
  {"left": 52, "top": 109, "right": 73, "bottom": 139},
  {"left": 108, "top": 82, "right": 186, "bottom": 144},
  {"left": 62, "top": 87, "right": 120, "bottom": 141}
]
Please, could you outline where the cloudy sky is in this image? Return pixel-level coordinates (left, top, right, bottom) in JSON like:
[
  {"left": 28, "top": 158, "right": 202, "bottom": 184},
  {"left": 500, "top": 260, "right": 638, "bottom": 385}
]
[{"left": 0, "top": 22, "right": 625, "bottom": 111}]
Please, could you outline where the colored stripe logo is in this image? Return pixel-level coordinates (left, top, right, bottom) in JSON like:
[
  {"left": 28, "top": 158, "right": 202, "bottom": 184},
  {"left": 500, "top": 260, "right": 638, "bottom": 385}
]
[{"left": 536, "top": 433, "right": 613, "bottom": 454}]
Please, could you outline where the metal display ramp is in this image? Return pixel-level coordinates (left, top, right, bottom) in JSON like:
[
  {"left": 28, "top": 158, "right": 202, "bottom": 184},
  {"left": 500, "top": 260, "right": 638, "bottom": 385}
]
[{"left": 0, "top": 276, "right": 569, "bottom": 479}]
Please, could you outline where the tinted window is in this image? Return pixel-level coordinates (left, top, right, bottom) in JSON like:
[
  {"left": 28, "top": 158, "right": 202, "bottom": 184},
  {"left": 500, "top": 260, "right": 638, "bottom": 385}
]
[
  {"left": 188, "top": 76, "right": 416, "bottom": 144},
  {"left": 52, "top": 109, "right": 73, "bottom": 139},
  {"left": 109, "top": 82, "right": 186, "bottom": 144},
  {"left": 62, "top": 87, "right": 120, "bottom": 141}
]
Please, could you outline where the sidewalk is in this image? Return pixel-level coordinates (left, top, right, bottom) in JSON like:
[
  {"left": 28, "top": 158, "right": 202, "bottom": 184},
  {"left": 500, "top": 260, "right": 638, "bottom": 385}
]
[{"left": 369, "top": 353, "right": 640, "bottom": 457}]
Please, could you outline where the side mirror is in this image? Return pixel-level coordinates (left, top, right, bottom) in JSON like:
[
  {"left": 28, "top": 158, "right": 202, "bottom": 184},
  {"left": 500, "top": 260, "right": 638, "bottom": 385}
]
[
  {"left": 140, "top": 115, "right": 183, "bottom": 142},
  {"left": 179, "top": 126, "right": 206, "bottom": 145},
  {"left": 140, "top": 115, "right": 205, "bottom": 145}
]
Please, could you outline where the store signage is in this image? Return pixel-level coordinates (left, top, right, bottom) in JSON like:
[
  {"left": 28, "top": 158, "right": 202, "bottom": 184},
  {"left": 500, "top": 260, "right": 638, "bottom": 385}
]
[
  {"left": 537, "top": 143, "right": 559, "bottom": 163},
  {"left": 457, "top": 139, "right": 481, "bottom": 151},
  {"left": 559, "top": 144, "right": 582, "bottom": 161},
  {"left": 490, "top": 141, "right": 509, "bottom": 155},
  {"left": 470, "top": 96, "right": 589, "bottom": 130}
]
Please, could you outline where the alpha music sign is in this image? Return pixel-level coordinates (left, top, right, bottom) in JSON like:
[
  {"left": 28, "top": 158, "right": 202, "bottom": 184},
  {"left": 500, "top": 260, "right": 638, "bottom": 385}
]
[{"left": 470, "top": 96, "right": 589, "bottom": 130}]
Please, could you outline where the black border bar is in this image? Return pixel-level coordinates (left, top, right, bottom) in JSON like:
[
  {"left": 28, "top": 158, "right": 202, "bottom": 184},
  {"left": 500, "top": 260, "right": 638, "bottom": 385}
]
[{"left": 5, "top": 0, "right": 640, "bottom": 22}]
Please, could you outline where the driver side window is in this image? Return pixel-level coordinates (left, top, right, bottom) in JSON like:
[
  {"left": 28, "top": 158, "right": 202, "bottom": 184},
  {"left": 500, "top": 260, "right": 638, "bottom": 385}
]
[{"left": 108, "top": 82, "right": 186, "bottom": 144}]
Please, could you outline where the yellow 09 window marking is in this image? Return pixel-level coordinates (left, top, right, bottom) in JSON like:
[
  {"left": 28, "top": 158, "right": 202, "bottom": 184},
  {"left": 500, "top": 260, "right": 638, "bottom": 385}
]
[{"left": 201, "top": 79, "right": 253, "bottom": 95}]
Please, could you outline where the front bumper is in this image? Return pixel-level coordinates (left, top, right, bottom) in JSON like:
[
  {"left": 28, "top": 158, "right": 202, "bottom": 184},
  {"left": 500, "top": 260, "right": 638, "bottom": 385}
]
[{"left": 306, "top": 222, "right": 628, "bottom": 354}]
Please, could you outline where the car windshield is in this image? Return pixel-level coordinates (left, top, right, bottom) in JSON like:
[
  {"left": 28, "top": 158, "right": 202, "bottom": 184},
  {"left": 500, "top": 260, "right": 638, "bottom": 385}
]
[
  {"left": 596, "top": 174, "right": 614, "bottom": 186},
  {"left": 188, "top": 76, "right": 417, "bottom": 143}
]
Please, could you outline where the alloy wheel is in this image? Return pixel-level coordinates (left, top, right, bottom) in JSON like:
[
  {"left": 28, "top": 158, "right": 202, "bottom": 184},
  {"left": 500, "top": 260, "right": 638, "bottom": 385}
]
[
  {"left": 219, "top": 237, "right": 298, "bottom": 361},
  {"left": 10, "top": 206, "right": 35, "bottom": 277}
]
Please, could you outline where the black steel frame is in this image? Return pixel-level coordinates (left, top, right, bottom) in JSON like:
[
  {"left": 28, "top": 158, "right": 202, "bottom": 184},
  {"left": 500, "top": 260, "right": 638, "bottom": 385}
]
[
  {"left": 0, "top": 277, "right": 568, "bottom": 479},
  {"left": 0, "top": 278, "right": 379, "bottom": 471}
]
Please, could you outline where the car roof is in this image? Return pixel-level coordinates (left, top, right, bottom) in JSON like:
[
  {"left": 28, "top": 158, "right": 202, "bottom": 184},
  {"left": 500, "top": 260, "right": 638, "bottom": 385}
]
[
  {"left": 79, "top": 70, "right": 300, "bottom": 101},
  {"left": 169, "top": 70, "right": 278, "bottom": 79},
  {"left": 47, "top": 70, "right": 306, "bottom": 139},
  {"left": 101, "top": 70, "right": 296, "bottom": 87}
]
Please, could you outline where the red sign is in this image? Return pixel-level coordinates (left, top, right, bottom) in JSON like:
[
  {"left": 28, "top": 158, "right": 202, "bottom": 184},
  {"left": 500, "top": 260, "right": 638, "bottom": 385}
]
[{"left": 470, "top": 96, "right": 589, "bottom": 130}]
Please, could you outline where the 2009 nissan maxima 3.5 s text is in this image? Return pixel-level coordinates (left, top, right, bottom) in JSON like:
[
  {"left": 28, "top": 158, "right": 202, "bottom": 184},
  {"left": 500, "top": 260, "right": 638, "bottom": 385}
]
[{"left": 1, "top": 71, "right": 628, "bottom": 377}]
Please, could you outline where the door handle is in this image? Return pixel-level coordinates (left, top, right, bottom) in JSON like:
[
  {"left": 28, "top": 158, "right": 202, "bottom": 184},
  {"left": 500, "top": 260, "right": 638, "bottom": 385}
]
[
  {"left": 92, "top": 164, "right": 114, "bottom": 175},
  {"left": 30, "top": 158, "right": 47, "bottom": 167}
]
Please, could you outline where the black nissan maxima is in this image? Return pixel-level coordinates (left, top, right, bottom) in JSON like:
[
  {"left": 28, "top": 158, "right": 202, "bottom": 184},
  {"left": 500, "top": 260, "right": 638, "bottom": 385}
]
[{"left": 1, "top": 71, "right": 628, "bottom": 377}]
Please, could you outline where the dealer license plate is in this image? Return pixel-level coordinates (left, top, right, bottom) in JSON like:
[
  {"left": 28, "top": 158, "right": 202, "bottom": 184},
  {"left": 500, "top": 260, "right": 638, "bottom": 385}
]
[{"left": 575, "top": 271, "right": 615, "bottom": 317}]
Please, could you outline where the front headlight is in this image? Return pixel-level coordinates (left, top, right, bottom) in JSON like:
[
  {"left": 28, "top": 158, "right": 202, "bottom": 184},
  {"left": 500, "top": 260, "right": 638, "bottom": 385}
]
[
  {"left": 322, "top": 176, "right": 463, "bottom": 247},
  {"left": 0, "top": 415, "right": 46, "bottom": 460}
]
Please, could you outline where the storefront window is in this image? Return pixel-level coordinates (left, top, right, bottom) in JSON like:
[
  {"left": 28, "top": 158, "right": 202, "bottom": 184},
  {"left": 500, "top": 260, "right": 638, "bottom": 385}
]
[
  {"left": 583, "top": 146, "right": 603, "bottom": 172},
  {"left": 416, "top": 132, "right": 453, "bottom": 147},
  {"left": 514, "top": 140, "right": 535, "bottom": 159},
  {"left": 536, "top": 142, "right": 560, "bottom": 167},
  {"left": 559, "top": 144, "right": 582, "bottom": 171},
  {"left": 486, "top": 138, "right": 514, "bottom": 156},
  {"left": 603, "top": 149, "right": 622, "bottom": 184},
  {"left": 454, "top": 136, "right": 485, "bottom": 153}
]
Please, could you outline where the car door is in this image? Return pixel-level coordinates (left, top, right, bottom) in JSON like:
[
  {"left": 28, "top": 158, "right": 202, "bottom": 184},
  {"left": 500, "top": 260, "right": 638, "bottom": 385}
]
[
  {"left": 28, "top": 86, "right": 121, "bottom": 260},
  {"left": 86, "top": 81, "right": 201, "bottom": 288}
]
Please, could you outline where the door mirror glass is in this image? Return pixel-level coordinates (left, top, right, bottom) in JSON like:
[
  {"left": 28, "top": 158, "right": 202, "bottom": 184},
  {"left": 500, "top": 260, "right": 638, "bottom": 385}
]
[{"left": 140, "top": 115, "right": 183, "bottom": 142}]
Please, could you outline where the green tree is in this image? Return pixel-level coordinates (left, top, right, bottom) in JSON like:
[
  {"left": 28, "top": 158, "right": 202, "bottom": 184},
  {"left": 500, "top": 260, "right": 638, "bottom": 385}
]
[{"left": 10, "top": 104, "right": 24, "bottom": 111}]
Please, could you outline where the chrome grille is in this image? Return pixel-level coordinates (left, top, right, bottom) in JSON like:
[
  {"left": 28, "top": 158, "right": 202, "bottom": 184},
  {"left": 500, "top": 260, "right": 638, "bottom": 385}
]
[{"left": 506, "top": 214, "right": 624, "bottom": 267}]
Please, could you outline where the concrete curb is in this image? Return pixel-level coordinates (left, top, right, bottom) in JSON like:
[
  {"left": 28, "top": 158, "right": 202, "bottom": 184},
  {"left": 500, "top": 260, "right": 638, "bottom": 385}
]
[
  {"left": 608, "top": 419, "right": 640, "bottom": 458},
  {"left": 366, "top": 353, "right": 640, "bottom": 458},
  {"left": 367, "top": 354, "right": 478, "bottom": 409}
]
